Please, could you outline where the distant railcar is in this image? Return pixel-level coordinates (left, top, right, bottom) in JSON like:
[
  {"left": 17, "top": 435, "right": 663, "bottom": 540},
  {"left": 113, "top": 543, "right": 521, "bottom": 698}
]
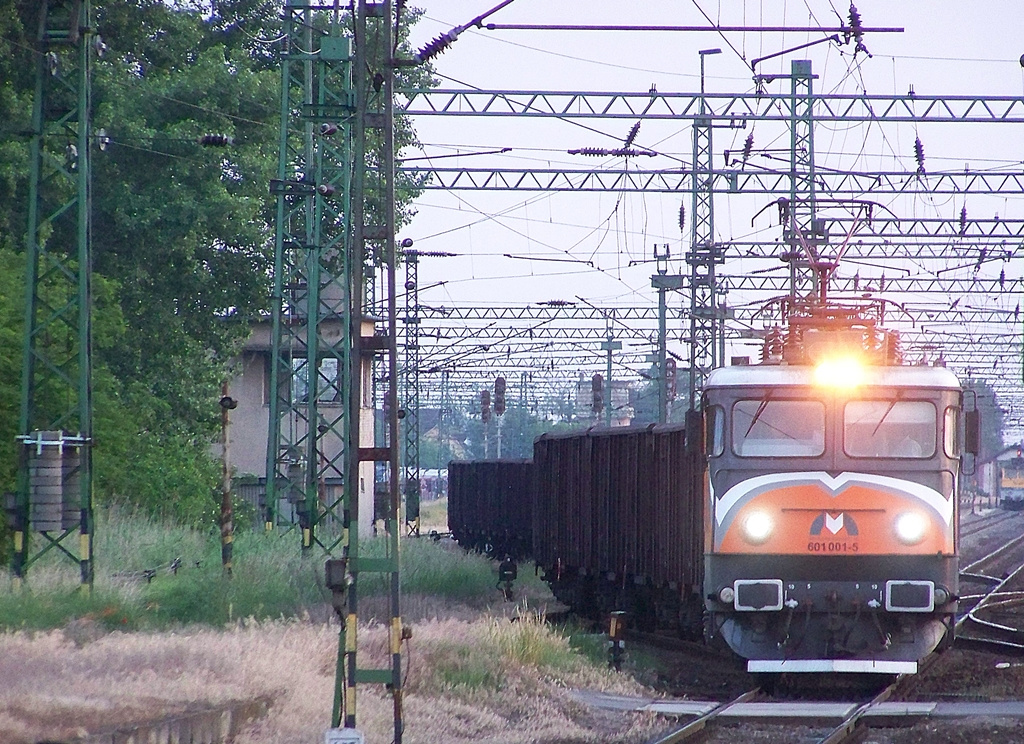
[
  {"left": 447, "top": 459, "right": 533, "bottom": 558},
  {"left": 1000, "top": 456, "right": 1024, "bottom": 510}
]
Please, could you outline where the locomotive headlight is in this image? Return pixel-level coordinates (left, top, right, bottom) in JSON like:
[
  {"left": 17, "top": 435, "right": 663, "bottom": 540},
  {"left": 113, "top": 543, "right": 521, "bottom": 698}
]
[
  {"left": 895, "top": 512, "right": 928, "bottom": 544},
  {"left": 742, "top": 510, "right": 774, "bottom": 544},
  {"left": 813, "top": 356, "right": 864, "bottom": 390}
]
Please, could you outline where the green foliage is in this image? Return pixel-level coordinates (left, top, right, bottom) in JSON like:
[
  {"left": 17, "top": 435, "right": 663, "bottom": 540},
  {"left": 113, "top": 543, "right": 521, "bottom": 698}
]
[
  {"left": 0, "top": 1, "right": 434, "bottom": 535},
  {"left": 0, "top": 508, "right": 551, "bottom": 630}
]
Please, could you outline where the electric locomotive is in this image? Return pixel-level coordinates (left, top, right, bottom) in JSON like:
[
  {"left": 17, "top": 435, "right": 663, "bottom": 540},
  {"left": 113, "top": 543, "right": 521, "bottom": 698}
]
[{"left": 703, "top": 306, "right": 976, "bottom": 673}]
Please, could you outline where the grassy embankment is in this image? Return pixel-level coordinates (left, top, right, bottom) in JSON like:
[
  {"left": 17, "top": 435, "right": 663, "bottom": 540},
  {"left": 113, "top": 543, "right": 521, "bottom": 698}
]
[
  {"left": 0, "top": 503, "right": 661, "bottom": 743},
  {"left": 0, "top": 501, "right": 547, "bottom": 631}
]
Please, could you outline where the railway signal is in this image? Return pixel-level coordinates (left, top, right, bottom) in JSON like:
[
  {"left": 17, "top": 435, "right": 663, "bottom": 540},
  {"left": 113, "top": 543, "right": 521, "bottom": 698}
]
[{"left": 494, "top": 376, "right": 506, "bottom": 416}]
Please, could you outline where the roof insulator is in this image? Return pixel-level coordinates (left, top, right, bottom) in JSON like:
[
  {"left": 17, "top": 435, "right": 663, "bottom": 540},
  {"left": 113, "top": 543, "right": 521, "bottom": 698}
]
[
  {"left": 623, "top": 121, "right": 640, "bottom": 148},
  {"left": 678, "top": 202, "right": 686, "bottom": 233},
  {"left": 742, "top": 132, "right": 754, "bottom": 161},
  {"left": 959, "top": 205, "right": 968, "bottom": 236},
  {"left": 913, "top": 137, "right": 925, "bottom": 174},
  {"left": 847, "top": 3, "right": 869, "bottom": 55},
  {"left": 415, "top": 31, "right": 456, "bottom": 63}
]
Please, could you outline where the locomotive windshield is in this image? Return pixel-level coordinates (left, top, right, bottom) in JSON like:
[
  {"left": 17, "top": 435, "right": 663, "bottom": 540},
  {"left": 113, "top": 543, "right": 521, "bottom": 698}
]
[
  {"left": 732, "top": 399, "right": 825, "bottom": 457},
  {"left": 844, "top": 400, "right": 936, "bottom": 459}
]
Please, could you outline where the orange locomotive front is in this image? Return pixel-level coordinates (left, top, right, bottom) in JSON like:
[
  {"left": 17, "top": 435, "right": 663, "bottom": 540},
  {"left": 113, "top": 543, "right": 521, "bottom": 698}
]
[{"left": 703, "top": 362, "right": 967, "bottom": 674}]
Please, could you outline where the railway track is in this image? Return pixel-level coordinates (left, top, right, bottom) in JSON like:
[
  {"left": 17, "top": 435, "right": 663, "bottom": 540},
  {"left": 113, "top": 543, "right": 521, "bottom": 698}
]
[
  {"left": 625, "top": 516, "right": 1024, "bottom": 743},
  {"left": 956, "top": 513, "right": 1024, "bottom": 653},
  {"left": 959, "top": 508, "right": 1018, "bottom": 539}
]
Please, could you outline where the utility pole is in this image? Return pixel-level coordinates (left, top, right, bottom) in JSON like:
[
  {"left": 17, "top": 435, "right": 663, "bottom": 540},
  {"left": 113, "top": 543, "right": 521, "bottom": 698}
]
[
  {"left": 784, "top": 59, "right": 824, "bottom": 305},
  {"left": 651, "top": 244, "right": 683, "bottom": 423},
  {"left": 15, "top": 0, "right": 97, "bottom": 586},
  {"left": 687, "top": 47, "right": 724, "bottom": 411},
  {"left": 403, "top": 247, "right": 420, "bottom": 535},
  {"left": 335, "top": 1, "right": 404, "bottom": 739},
  {"left": 219, "top": 384, "right": 237, "bottom": 577},
  {"left": 402, "top": 249, "right": 452, "bottom": 534},
  {"left": 601, "top": 322, "right": 621, "bottom": 427}
]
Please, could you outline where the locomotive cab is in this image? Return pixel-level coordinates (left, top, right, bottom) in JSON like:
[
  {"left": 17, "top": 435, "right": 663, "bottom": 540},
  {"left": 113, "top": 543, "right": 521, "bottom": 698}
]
[{"left": 703, "top": 358, "right": 963, "bottom": 674}]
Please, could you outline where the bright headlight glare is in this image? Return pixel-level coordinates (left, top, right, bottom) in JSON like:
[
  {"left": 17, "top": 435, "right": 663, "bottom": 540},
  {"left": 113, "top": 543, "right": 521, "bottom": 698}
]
[
  {"left": 895, "top": 512, "right": 927, "bottom": 544},
  {"left": 743, "top": 511, "right": 774, "bottom": 543},
  {"left": 813, "top": 356, "right": 864, "bottom": 389}
]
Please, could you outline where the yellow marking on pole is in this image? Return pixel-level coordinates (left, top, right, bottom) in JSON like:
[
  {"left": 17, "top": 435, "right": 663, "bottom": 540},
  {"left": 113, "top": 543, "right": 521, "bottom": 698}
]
[
  {"left": 14, "top": 532, "right": 23, "bottom": 552},
  {"left": 345, "top": 688, "right": 356, "bottom": 720},
  {"left": 303, "top": 528, "right": 311, "bottom": 546},
  {"left": 223, "top": 533, "right": 233, "bottom": 544},
  {"left": 80, "top": 534, "right": 90, "bottom": 559},
  {"left": 342, "top": 527, "right": 349, "bottom": 547},
  {"left": 265, "top": 521, "right": 273, "bottom": 532},
  {"left": 346, "top": 614, "right": 357, "bottom": 652},
  {"left": 390, "top": 618, "right": 402, "bottom": 654}
]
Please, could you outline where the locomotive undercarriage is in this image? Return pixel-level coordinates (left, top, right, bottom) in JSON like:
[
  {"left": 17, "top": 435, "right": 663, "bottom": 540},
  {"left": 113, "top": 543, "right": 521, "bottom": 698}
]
[
  {"left": 541, "top": 565, "right": 705, "bottom": 639},
  {"left": 705, "top": 554, "right": 958, "bottom": 670},
  {"left": 711, "top": 605, "right": 953, "bottom": 670}
]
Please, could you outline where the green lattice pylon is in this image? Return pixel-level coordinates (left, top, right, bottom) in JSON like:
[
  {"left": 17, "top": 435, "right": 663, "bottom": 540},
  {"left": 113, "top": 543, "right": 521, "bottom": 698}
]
[
  {"left": 14, "top": 0, "right": 96, "bottom": 586},
  {"left": 265, "top": 3, "right": 355, "bottom": 554}
]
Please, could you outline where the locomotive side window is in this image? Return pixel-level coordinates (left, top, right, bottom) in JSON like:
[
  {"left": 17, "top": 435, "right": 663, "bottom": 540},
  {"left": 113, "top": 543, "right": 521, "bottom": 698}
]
[
  {"left": 844, "top": 400, "right": 936, "bottom": 458},
  {"left": 944, "top": 407, "right": 960, "bottom": 458},
  {"left": 732, "top": 399, "right": 825, "bottom": 457},
  {"left": 706, "top": 405, "right": 724, "bottom": 457}
]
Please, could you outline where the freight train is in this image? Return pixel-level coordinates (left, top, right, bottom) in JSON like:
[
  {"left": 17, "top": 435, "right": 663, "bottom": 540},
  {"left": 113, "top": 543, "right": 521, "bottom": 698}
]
[
  {"left": 1000, "top": 456, "right": 1024, "bottom": 510},
  {"left": 448, "top": 305, "right": 978, "bottom": 674}
]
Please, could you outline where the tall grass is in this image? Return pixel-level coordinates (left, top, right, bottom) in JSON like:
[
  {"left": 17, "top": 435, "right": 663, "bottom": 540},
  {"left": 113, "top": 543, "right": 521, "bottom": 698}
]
[{"left": 0, "top": 506, "right": 546, "bottom": 630}]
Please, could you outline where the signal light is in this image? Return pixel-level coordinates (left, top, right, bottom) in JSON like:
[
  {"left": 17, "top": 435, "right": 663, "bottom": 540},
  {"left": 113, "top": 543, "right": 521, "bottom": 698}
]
[
  {"left": 665, "top": 358, "right": 677, "bottom": 400},
  {"left": 481, "top": 389, "right": 491, "bottom": 424},
  {"left": 494, "top": 376, "right": 506, "bottom": 416},
  {"left": 199, "top": 133, "right": 233, "bottom": 147},
  {"left": 591, "top": 373, "right": 604, "bottom": 414}
]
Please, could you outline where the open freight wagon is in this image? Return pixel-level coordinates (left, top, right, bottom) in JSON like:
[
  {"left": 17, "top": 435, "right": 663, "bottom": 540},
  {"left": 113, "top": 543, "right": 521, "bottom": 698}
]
[{"left": 532, "top": 418, "right": 706, "bottom": 634}]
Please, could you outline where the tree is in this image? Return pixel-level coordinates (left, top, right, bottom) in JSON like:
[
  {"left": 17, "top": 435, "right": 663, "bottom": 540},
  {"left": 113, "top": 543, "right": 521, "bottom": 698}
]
[{"left": 0, "top": 0, "right": 434, "bottom": 527}]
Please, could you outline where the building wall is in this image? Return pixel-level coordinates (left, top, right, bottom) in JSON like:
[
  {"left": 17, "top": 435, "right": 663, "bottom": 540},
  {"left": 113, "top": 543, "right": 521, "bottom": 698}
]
[{"left": 225, "top": 320, "right": 378, "bottom": 537}]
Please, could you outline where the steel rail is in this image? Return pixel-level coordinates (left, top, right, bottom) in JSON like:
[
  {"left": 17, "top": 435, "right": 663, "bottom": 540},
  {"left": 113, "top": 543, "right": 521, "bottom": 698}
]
[
  {"left": 960, "top": 510, "right": 1019, "bottom": 539},
  {"left": 960, "top": 531, "right": 1024, "bottom": 575},
  {"left": 816, "top": 649, "right": 945, "bottom": 744},
  {"left": 648, "top": 688, "right": 761, "bottom": 744}
]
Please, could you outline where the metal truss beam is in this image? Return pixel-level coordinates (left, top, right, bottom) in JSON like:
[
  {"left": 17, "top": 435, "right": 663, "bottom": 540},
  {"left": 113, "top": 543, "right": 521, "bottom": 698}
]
[
  {"left": 401, "top": 166, "right": 1024, "bottom": 196},
  {"left": 722, "top": 274, "right": 1024, "bottom": 295},
  {"left": 398, "top": 88, "right": 1024, "bottom": 123}
]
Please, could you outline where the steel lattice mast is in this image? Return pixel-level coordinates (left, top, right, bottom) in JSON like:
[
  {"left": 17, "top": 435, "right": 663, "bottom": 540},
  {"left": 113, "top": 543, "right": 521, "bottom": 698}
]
[
  {"left": 337, "top": 0, "right": 404, "bottom": 737},
  {"left": 265, "top": 2, "right": 354, "bottom": 553},
  {"left": 402, "top": 250, "right": 420, "bottom": 534},
  {"left": 14, "top": 0, "right": 96, "bottom": 586}
]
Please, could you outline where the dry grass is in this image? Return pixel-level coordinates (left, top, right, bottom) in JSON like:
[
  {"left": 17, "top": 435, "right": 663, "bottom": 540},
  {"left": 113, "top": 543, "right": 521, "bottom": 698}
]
[{"left": 0, "top": 609, "right": 660, "bottom": 744}]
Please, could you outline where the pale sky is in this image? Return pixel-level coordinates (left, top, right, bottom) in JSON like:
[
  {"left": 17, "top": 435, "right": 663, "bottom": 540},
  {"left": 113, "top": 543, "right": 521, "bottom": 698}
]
[{"left": 392, "top": 1, "right": 1024, "bottom": 432}]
